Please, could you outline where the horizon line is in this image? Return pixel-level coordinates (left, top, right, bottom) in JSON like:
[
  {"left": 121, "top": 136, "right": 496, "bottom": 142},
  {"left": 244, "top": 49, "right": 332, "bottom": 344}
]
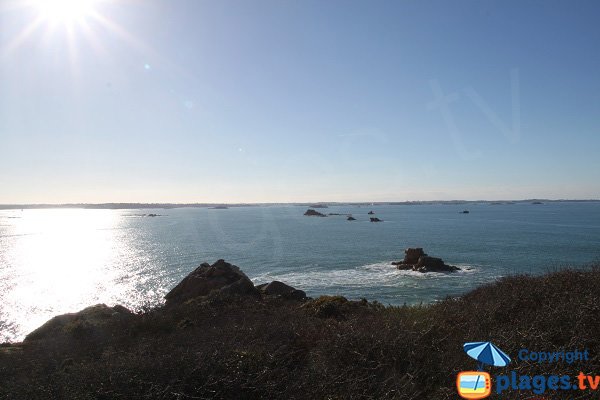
[{"left": 1, "top": 198, "right": 599, "bottom": 209}]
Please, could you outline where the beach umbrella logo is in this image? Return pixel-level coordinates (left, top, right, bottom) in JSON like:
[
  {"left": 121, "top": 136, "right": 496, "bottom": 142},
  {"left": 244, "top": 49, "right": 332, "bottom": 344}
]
[
  {"left": 463, "top": 341, "right": 511, "bottom": 370},
  {"left": 456, "top": 342, "right": 511, "bottom": 399}
]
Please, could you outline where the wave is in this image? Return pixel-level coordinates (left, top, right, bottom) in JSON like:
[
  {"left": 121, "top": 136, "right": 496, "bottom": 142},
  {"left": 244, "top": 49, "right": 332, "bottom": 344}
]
[{"left": 251, "top": 261, "right": 479, "bottom": 290}]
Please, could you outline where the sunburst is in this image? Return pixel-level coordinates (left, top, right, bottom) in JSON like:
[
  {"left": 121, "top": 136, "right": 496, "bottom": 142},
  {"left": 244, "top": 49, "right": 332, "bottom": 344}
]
[
  {"left": 30, "top": 0, "right": 99, "bottom": 24},
  {"left": 1, "top": 0, "right": 155, "bottom": 75}
]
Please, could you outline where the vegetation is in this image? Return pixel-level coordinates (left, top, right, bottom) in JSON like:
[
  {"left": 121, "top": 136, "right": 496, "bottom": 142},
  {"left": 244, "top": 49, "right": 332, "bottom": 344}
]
[{"left": 1, "top": 268, "right": 600, "bottom": 399}]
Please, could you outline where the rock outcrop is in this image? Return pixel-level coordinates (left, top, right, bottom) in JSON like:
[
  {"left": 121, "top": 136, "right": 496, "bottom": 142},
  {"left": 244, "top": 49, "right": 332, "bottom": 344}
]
[
  {"left": 347, "top": 216, "right": 356, "bottom": 221},
  {"left": 400, "top": 247, "right": 426, "bottom": 264},
  {"left": 304, "top": 209, "right": 327, "bottom": 217},
  {"left": 256, "top": 281, "right": 306, "bottom": 300},
  {"left": 370, "top": 217, "right": 383, "bottom": 222},
  {"left": 165, "top": 259, "right": 259, "bottom": 306},
  {"left": 392, "top": 248, "right": 460, "bottom": 273},
  {"left": 24, "top": 304, "right": 133, "bottom": 343}
]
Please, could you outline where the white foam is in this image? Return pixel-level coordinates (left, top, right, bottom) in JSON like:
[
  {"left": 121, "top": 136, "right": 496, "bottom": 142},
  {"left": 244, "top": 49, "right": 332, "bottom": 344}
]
[{"left": 251, "top": 261, "right": 479, "bottom": 290}]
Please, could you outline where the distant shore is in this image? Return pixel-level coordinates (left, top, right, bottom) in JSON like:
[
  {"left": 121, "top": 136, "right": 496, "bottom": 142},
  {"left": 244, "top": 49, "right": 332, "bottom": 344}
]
[{"left": 1, "top": 199, "right": 599, "bottom": 210}]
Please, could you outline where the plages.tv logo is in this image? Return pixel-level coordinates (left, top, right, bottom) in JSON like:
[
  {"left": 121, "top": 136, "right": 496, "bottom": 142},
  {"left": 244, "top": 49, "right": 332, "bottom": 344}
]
[{"left": 456, "top": 341, "right": 511, "bottom": 399}]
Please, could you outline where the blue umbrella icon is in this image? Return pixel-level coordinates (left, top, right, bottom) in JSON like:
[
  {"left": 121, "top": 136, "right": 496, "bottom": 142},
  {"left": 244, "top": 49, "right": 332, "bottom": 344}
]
[{"left": 463, "top": 341, "right": 511, "bottom": 370}]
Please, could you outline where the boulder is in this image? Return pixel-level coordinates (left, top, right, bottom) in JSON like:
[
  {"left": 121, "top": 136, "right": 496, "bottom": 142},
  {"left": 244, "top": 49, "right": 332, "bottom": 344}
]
[
  {"left": 165, "top": 259, "right": 259, "bottom": 306},
  {"left": 347, "top": 216, "right": 356, "bottom": 221},
  {"left": 258, "top": 281, "right": 306, "bottom": 300},
  {"left": 368, "top": 211, "right": 375, "bottom": 215},
  {"left": 24, "top": 304, "right": 133, "bottom": 342},
  {"left": 370, "top": 217, "right": 383, "bottom": 222},
  {"left": 304, "top": 209, "right": 327, "bottom": 217}
]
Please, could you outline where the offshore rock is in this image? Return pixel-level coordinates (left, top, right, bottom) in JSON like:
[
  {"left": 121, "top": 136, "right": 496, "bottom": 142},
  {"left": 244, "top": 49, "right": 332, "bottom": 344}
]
[
  {"left": 392, "top": 248, "right": 460, "bottom": 273},
  {"left": 403, "top": 248, "right": 426, "bottom": 264},
  {"left": 304, "top": 209, "right": 327, "bottom": 217}
]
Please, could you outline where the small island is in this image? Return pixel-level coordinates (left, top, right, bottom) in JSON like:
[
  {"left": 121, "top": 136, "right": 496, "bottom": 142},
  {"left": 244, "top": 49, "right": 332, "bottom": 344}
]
[
  {"left": 392, "top": 247, "right": 460, "bottom": 273},
  {"left": 127, "top": 213, "right": 163, "bottom": 217},
  {"left": 304, "top": 209, "right": 327, "bottom": 217}
]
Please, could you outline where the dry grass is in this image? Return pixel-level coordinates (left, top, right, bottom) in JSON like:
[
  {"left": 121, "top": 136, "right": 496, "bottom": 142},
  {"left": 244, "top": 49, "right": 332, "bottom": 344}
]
[{"left": 1, "top": 267, "right": 600, "bottom": 399}]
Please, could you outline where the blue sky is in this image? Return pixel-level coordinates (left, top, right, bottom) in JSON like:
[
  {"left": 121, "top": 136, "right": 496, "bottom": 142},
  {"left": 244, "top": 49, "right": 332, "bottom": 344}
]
[{"left": 1, "top": 0, "right": 599, "bottom": 203}]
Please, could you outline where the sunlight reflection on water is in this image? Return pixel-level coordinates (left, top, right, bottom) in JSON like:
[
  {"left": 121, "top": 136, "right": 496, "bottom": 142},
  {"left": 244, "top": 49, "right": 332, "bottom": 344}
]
[{"left": 0, "top": 209, "right": 145, "bottom": 342}]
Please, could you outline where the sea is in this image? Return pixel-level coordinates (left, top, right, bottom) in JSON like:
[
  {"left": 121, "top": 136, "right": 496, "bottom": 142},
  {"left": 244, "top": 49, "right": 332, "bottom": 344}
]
[{"left": 1, "top": 202, "right": 600, "bottom": 342}]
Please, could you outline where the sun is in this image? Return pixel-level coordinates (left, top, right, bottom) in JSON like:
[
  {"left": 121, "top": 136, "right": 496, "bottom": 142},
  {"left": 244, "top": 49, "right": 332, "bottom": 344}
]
[{"left": 31, "top": 0, "right": 99, "bottom": 24}]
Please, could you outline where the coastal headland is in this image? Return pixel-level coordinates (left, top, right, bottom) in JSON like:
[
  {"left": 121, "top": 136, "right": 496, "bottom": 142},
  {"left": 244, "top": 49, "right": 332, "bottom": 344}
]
[{"left": 1, "top": 260, "right": 599, "bottom": 399}]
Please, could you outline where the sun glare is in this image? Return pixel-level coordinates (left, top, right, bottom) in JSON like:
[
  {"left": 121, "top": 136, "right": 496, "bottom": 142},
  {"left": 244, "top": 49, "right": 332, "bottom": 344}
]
[
  {"left": 32, "top": 0, "right": 98, "bottom": 24},
  {"left": 5, "top": 0, "right": 148, "bottom": 77}
]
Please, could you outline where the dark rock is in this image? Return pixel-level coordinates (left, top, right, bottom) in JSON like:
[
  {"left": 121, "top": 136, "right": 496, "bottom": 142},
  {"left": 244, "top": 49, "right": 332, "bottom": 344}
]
[
  {"left": 461, "top": 210, "right": 469, "bottom": 214},
  {"left": 404, "top": 248, "right": 426, "bottom": 264},
  {"left": 417, "top": 256, "right": 445, "bottom": 269},
  {"left": 414, "top": 256, "right": 460, "bottom": 272},
  {"left": 258, "top": 281, "right": 306, "bottom": 300},
  {"left": 393, "top": 263, "right": 413, "bottom": 271},
  {"left": 392, "top": 248, "right": 459, "bottom": 273},
  {"left": 164, "top": 259, "right": 259, "bottom": 306},
  {"left": 304, "top": 209, "right": 327, "bottom": 217},
  {"left": 370, "top": 217, "right": 383, "bottom": 222},
  {"left": 368, "top": 211, "right": 375, "bottom": 215},
  {"left": 220, "top": 276, "right": 258, "bottom": 296},
  {"left": 347, "top": 216, "right": 356, "bottom": 221},
  {"left": 24, "top": 304, "right": 133, "bottom": 342}
]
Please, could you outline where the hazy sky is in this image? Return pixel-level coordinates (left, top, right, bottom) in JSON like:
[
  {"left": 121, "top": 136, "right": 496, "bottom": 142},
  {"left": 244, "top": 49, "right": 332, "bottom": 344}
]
[{"left": 1, "top": 0, "right": 599, "bottom": 203}]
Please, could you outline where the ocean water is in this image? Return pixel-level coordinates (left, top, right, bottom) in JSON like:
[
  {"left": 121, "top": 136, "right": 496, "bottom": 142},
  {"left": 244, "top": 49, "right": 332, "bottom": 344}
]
[{"left": 1, "top": 202, "right": 600, "bottom": 342}]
